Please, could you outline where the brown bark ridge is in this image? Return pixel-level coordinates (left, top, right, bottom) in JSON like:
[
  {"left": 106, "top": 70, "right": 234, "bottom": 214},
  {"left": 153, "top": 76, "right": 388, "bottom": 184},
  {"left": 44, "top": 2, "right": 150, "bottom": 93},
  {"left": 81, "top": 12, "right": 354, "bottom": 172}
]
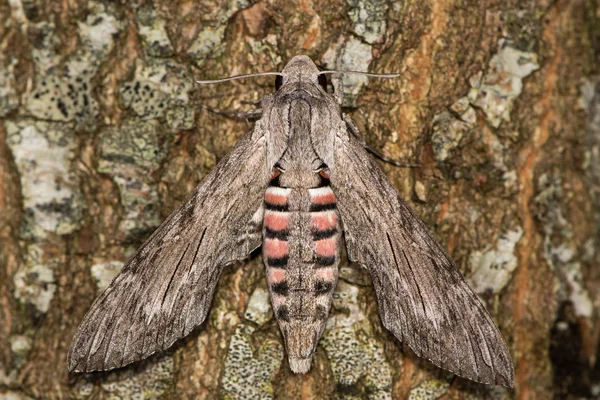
[{"left": 0, "top": 0, "right": 598, "bottom": 398}]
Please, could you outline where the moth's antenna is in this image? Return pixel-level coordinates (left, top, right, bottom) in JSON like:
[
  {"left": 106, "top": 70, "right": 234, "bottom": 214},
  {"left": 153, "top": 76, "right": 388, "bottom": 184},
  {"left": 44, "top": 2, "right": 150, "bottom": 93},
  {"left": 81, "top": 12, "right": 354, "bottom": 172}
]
[
  {"left": 318, "top": 70, "right": 400, "bottom": 79},
  {"left": 197, "top": 72, "right": 283, "bottom": 85}
]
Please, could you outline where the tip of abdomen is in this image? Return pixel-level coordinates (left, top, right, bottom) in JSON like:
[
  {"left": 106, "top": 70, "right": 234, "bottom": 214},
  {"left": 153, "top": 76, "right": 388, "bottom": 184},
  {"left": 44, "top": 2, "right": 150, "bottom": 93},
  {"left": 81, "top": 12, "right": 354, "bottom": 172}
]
[{"left": 289, "top": 357, "right": 313, "bottom": 374}]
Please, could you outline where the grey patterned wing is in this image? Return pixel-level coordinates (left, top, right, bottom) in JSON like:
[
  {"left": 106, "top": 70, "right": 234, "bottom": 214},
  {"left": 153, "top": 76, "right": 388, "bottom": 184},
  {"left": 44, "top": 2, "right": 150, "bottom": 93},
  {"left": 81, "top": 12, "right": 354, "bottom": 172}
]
[
  {"left": 68, "top": 130, "right": 270, "bottom": 372},
  {"left": 330, "top": 128, "right": 514, "bottom": 387}
]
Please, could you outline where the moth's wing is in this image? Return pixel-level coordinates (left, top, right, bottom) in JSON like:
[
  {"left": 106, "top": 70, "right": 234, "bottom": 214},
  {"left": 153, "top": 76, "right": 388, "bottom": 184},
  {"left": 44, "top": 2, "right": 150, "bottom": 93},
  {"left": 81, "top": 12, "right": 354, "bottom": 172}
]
[
  {"left": 68, "top": 129, "right": 270, "bottom": 372},
  {"left": 329, "top": 127, "right": 514, "bottom": 388}
]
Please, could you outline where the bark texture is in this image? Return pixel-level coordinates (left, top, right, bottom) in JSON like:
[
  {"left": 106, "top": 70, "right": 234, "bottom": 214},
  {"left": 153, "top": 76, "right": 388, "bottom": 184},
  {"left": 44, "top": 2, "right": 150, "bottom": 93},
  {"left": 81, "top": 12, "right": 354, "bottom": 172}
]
[{"left": 0, "top": 0, "right": 598, "bottom": 398}]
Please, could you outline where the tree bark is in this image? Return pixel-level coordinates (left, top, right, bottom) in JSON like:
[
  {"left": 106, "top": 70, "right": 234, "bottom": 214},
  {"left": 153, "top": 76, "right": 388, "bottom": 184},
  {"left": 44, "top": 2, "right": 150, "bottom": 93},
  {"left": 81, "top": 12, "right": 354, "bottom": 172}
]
[{"left": 0, "top": 0, "right": 598, "bottom": 398}]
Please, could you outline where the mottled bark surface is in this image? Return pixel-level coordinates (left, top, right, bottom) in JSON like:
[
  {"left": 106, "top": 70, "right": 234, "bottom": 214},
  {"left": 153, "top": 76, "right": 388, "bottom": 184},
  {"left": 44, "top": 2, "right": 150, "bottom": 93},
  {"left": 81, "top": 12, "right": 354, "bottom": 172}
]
[{"left": 0, "top": 0, "right": 598, "bottom": 398}]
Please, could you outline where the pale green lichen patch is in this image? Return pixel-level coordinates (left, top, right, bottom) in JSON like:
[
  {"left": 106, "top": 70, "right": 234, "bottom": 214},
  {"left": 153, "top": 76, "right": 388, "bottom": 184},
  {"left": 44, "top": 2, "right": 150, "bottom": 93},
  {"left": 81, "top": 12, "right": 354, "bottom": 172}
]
[
  {"left": 579, "top": 78, "right": 600, "bottom": 217},
  {"left": 479, "top": 386, "right": 512, "bottom": 400},
  {"left": 9, "top": 335, "right": 31, "bottom": 369},
  {"left": 9, "top": 335, "right": 32, "bottom": 358},
  {"left": 346, "top": 0, "right": 388, "bottom": 44},
  {"left": 322, "top": 281, "right": 392, "bottom": 399},
  {"left": 0, "top": 390, "right": 34, "bottom": 400},
  {"left": 321, "top": 0, "right": 384, "bottom": 105},
  {"left": 561, "top": 262, "right": 593, "bottom": 318},
  {"left": 431, "top": 97, "right": 477, "bottom": 162},
  {"left": 326, "top": 281, "right": 365, "bottom": 329},
  {"left": 339, "top": 38, "right": 374, "bottom": 105},
  {"left": 25, "top": 3, "right": 121, "bottom": 130},
  {"left": 98, "top": 118, "right": 170, "bottom": 237},
  {"left": 188, "top": 25, "right": 227, "bottom": 62},
  {"left": 187, "top": 0, "right": 250, "bottom": 64},
  {"left": 136, "top": 5, "right": 174, "bottom": 58},
  {"left": 98, "top": 355, "right": 173, "bottom": 399},
  {"left": 221, "top": 324, "right": 283, "bottom": 400},
  {"left": 0, "top": 364, "right": 18, "bottom": 386},
  {"left": 13, "top": 263, "right": 56, "bottom": 313},
  {"left": 120, "top": 60, "right": 194, "bottom": 131},
  {"left": 90, "top": 261, "right": 124, "bottom": 291},
  {"left": 407, "top": 378, "right": 450, "bottom": 400},
  {"left": 468, "top": 226, "right": 523, "bottom": 294},
  {"left": 5, "top": 119, "right": 83, "bottom": 239},
  {"left": 535, "top": 173, "right": 594, "bottom": 318},
  {"left": 0, "top": 58, "right": 19, "bottom": 117},
  {"left": 469, "top": 40, "right": 539, "bottom": 128},
  {"left": 244, "top": 286, "right": 272, "bottom": 326}
]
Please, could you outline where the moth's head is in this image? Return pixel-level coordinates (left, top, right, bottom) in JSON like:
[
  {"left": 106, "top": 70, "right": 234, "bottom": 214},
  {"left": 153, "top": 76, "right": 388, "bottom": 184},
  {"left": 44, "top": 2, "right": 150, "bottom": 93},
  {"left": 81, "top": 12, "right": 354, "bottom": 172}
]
[{"left": 279, "top": 55, "right": 321, "bottom": 86}]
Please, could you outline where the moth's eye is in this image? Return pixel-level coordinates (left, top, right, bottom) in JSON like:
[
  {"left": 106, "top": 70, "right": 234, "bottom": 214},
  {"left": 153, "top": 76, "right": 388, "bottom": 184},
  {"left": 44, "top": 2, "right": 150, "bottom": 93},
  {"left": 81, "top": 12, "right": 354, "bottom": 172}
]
[
  {"left": 275, "top": 75, "right": 283, "bottom": 90},
  {"left": 274, "top": 162, "right": 285, "bottom": 172},
  {"left": 318, "top": 74, "right": 328, "bottom": 91}
]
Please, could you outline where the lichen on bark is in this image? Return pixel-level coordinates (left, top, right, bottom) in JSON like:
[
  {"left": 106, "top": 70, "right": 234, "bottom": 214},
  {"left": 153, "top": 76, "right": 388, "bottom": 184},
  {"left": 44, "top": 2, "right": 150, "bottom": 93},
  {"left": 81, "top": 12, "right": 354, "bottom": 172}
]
[{"left": 0, "top": 0, "right": 598, "bottom": 399}]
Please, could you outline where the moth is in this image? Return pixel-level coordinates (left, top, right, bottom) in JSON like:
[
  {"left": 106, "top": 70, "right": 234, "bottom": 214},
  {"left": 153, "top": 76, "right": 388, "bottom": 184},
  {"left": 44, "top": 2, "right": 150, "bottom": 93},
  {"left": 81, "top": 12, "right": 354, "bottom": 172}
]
[{"left": 68, "top": 55, "right": 514, "bottom": 387}]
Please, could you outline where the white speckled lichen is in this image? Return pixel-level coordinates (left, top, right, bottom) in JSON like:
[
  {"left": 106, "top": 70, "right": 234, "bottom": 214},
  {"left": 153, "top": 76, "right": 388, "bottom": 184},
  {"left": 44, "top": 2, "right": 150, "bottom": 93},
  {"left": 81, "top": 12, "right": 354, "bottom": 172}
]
[
  {"left": 4, "top": 119, "right": 84, "bottom": 239},
  {"left": 98, "top": 118, "right": 170, "bottom": 237},
  {"left": 0, "top": 390, "right": 34, "bottom": 400},
  {"left": 188, "top": 25, "right": 227, "bottom": 62},
  {"left": 136, "top": 5, "right": 174, "bottom": 58},
  {"left": 322, "top": 281, "right": 392, "bottom": 399},
  {"left": 468, "top": 227, "right": 523, "bottom": 294},
  {"left": 346, "top": 0, "right": 388, "bottom": 44},
  {"left": 244, "top": 286, "right": 273, "bottom": 325},
  {"left": 13, "top": 263, "right": 56, "bottom": 313},
  {"left": 337, "top": 38, "right": 374, "bottom": 105},
  {"left": 407, "top": 378, "right": 450, "bottom": 400},
  {"left": 579, "top": 78, "right": 600, "bottom": 227},
  {"left": 221, "top": 324, "right": 283, "bottom": 399},
  {"left": 0, "top": 58, "right": 19, "bottom": 117},
  {"left": 90, "top": 261, "right": 124, "bottom": 291},
  {"left": 9, "top": 335, "right": 32, "bottom": 359},
  {"left": 96, "top": 355, "right": 173, "bottom": 399},
  {"left": 12, "top": 244, "right": 61, "bottom": 313},
  {"left": 431, "top": 97, "right": 477, "bottom": 162},
  {"left": 120, "top": 60, "right": 194, "bottom": 131},
  {"left": 187, "top": 0, "right": 249, "bottom": 64},
  {"left": 469, "top": 40, "right": 539, "bottom": 128},
  {"left": 535, "top": 173, "right": 594, "bottom": 317},
  {"left": 25, "top": 3, "right": 121, "bottom": 130}
]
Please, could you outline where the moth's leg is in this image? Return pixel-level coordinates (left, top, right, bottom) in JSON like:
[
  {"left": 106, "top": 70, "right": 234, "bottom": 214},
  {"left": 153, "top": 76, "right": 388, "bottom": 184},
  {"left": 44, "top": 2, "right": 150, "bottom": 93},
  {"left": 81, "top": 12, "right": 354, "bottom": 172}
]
[
  {"left": 365, "top": 147, "right": 420, "bottom": 168},
  {"left": 204, "top": 107, "right": 263, "bottom": 127},
  {"left": 342, "top": 114, "right": 420, "bottom": 168},
  {"left": 331, "top": 72, "right": 343, "bottom": 105},
  {"left": 240, "top": 99, "right": 262, "bottom": 106},
  {"left": 204, "top": 107, "right": 263, "bottom": 120}
]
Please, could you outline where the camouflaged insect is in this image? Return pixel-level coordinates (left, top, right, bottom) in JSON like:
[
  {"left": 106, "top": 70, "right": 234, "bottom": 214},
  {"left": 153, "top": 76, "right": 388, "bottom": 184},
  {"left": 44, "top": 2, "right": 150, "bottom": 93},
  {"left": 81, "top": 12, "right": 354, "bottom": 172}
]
[{"left": 68, "top": 56, "right": 515, "bottom": 387}]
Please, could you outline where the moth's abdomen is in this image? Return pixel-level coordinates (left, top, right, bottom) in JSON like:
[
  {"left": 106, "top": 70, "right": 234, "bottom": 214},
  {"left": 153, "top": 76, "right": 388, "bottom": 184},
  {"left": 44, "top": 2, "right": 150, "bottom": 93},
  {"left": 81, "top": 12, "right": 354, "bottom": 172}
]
[{"left": 262, "top": 170, "right": 340, "bottom": 373}]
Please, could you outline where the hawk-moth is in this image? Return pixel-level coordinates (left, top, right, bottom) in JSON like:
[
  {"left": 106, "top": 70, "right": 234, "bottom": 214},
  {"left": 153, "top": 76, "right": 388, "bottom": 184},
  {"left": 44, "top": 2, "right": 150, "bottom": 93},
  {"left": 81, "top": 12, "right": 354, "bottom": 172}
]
[{"left": 68, "top": 55, "right": 514, "bottom": 387}]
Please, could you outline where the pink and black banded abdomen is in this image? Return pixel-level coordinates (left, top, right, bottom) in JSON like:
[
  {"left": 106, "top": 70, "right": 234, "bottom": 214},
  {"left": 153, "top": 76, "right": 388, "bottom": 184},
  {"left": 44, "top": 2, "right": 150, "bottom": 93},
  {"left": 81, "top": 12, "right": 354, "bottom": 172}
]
[{"left": 262, "top": 171, "right": 340, "bottom": 373}]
